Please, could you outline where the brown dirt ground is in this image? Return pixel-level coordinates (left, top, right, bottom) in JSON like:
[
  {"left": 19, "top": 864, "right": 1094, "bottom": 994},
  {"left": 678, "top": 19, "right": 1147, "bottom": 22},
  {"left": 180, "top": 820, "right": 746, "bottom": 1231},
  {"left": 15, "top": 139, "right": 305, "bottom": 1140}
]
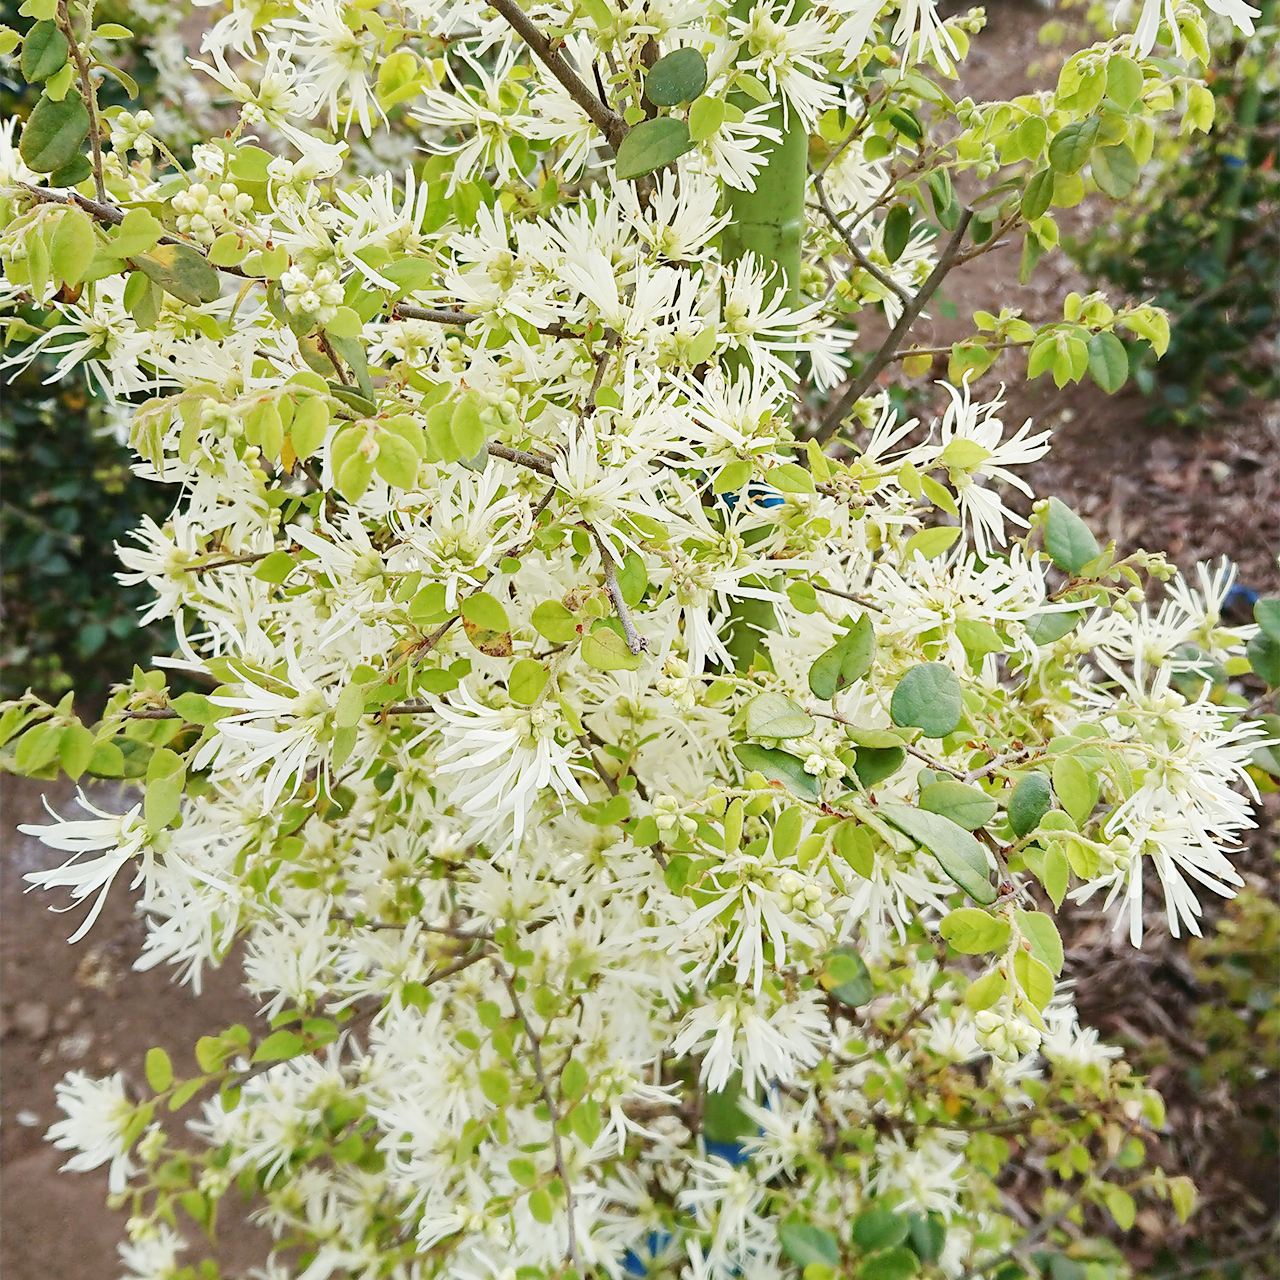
[{"left": 2, "top": 2, "right": 1276, "bottom": 1276}]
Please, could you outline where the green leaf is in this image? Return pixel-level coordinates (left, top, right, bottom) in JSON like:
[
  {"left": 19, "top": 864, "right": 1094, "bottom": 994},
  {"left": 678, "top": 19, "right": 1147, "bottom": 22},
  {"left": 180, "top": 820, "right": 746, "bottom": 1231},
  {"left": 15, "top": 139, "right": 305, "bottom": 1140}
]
[
  {"left": 919, "top": 779, "right": 996, "bottom": 831},
  {"left": 373, "top": 431, "right": 420, "bottom": 489},
  {"left": 49, "top": 209, "right": 96, "bottom": 287},
  {"left": 1027, "top": 609, "right": 1084, "bottom": 645},
  {"left": 336, "top": 452, "right": 374, "bottom": 503},
  {"left": 1051, "top": 754, "right": 1097, "bottom": 825},
  {"left": 145, "top": 746, "right": 185, "bottom": 835},
  {"left": 1013, "top": 948, "right": 1054, "bottom": 1009},
  {"left": 1090, "top": 144, "right": 1137, "bottom": 198},
  {"left": 734, "top": 743, "right": 821, "bottom": 802},
  {"left": 1040, "top": 844, "right": 1069, "bottom": 908},
  {"left": 107, "top": 207, "right": 165, "bottom": 258},
  {"left": 878, "top": 804, "right": 997, "bottom": 904},
  {"left": 1102, "top": 1185, "right": 1136, "bottom": 1231},
  {"left": 1042, "top": 497, "right": 1099, "bottom": 574},
  {"left": 965, "top": 968, "right": 1006, "bottom": 1011},
  {"left": 532, "top": 599, "right": 577, "bottom": 643},
  {"left": 940, "top": 907, "right": 1011, "bottom": 954},
  {"left": 689, "top": 94, "right": 726, "bottom": 141},
  {"left": 508, "top": 1156, "right": 538, "bottom": 1186},
  {"left": 560, "top": 1057, "right": 588, "bottom": 1102},
  {"left": 614, "top": 116, "right": 694, "bottom": 180},
  {"left": 508, "top": 658, "right": 549, "bottom": 706},
  {"left": 1255, "top": 598, "right": 1280, "bottom": 644},
  {"left": 57, "top": 722, "right": 96, "bottom": 780},
  {"left": 645, "top": 47, "right": 708, "bottom": 106},
  {"left": 770, "top": 462, "right": 815, "bottom": 493},
  {"left": 249, "top": 1030, "right": 306, "bottom": 1063},
  {"left": 890, "top": 662, "right": 962, "bottom": 739},
  {"left": 779, "top": 1215, "right": 841, "bottom": 1268},
  {"left": 19, "top": 90, "right": 89, "bottom": 173},
  {"left": 809, "top": 614, "right": 874, "bottom": 699},
  {"left": 1047, "top": 117, "right": 1102, "bottom": 174},
  {"left": 21, "top": 20, "right": 68, "bottom": 82},
  {"left": 1015, "top": 909, "right": 1064, "bottom": 974},
  {"left": 853, "top": 1209, "right": 911, "bottom": 1253},
  {"left": 1246, "top": 631, "right": 1280, "bottom": 688},
  {"left": 461, "top": 593, "right": 509, "bottom": 635},
  {"left": 478, "top": 1069, "right": 512, "bottom": 1105},
  {"left": 133, "top": 243, "right": 221, "bottom": 306},
  {"left": 145, "top": 1046, "right": 174, "bottom": 1092},
  {"left": 906, "top": 1214, "right": 946, "bottom": 1264},
  {"left": 1008, "top": 772, "right": 1052, "bottom": 837},
  {"left": 853, "top": 745, "right": 906, "bottom": 789},
  {"left": 860, "top": 1246, "right": 920, "bottom": 1280},
  {"left": 581, "top": 620, "right": 643, "bottom": 671},
  {"left": 744, "top": 690, "right": 814, "bottom": 739},
  {"left": 882, "top": 203, "right": 912, "bottom": 264},
  {"left": 903, "top": 526, "right": 961, "bottom": 561},
  {"left": 1105, "top": 56, "right": 1143, "bottom": 109},
  {"left": 834, "top": 819, "right": 875, "bottom": 877},
  {"left": 823, "top": 947, "right": 874, "bottom": 1005},
  {"left": 1022, "top": 167, "right": 1055, "bottom": 221},
  {"left": 1086, "top": 330, "right": 1128, "bottom": 392}
]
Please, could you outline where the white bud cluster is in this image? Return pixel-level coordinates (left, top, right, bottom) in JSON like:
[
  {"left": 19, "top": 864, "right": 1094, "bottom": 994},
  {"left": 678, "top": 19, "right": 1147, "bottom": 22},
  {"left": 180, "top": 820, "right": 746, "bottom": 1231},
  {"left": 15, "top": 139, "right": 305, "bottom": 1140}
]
[
  {"left": 108, "top": 109, "right": 157, "bottom": 158},
  {"left": 171, "top": 182, "right": 253, "bottom": 244},
  {"left": 280, "top": 263, "right": 344, "bottom": 324},
  {"left": 654, "top": 794, "right": 697, "bottom": 837},
  {"left": 975, "top": 1008, "right": 1043, "bottom": 1062}
]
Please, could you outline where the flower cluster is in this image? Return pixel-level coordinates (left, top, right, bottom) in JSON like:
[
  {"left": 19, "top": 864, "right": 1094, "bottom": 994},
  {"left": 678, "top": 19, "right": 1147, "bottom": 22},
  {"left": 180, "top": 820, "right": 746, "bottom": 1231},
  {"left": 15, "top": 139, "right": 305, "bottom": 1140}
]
[{"left": 1, "top": 0, "right": 1272, "bottom": 1276}]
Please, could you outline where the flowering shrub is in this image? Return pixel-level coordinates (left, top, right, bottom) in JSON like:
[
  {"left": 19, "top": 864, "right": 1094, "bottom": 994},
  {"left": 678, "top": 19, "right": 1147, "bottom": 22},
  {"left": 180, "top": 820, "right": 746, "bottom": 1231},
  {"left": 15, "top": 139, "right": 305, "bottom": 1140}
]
[{"left": 1, "top": 0, "right": 1278, "bottom": 1277}]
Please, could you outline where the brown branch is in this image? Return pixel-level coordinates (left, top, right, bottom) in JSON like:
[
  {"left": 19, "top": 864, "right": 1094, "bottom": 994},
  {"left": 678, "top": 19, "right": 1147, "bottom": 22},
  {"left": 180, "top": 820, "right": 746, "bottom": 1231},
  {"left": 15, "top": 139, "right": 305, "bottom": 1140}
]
[
  {"left": 487, "top": 441, "right": 556, "bottom": 477},
  {"left": 813, "top": 208, "right": 974, "bottom": 445},
  {"left": 488, "top": 0, "right": 627, "bottom": 150},
  {"left": 813, "top": 171, "right": 912, "bottom": 309},
  {"left": 393, "top": 304, "right": 478, "bottom": 326}
]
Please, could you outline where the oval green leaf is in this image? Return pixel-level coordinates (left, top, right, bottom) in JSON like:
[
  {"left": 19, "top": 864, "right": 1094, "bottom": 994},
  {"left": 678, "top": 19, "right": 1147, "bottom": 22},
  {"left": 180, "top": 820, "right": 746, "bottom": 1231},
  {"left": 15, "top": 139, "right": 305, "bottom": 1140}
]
[
  {"left": 890, "top": 662, "right": 962, "bottom": 738},
  {"left": 1007, "top": 771, "right": 1052, "bottom": 837},
  {"left": 19, "top": 90, "right": 89, "bottom": 173},
  {"left": 645, "top": 47, "right": 708, "bottom": 106},
  {"left": 614, "top": 116, "right": 694, "bottom": 181}
]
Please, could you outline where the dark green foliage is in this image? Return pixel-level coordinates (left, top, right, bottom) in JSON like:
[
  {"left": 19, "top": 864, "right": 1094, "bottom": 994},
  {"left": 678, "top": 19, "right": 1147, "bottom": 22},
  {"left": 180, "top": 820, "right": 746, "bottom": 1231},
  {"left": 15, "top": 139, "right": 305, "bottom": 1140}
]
[
  {"left": 1, "top": 358, "right": 177, "bottom": 703},
  {"left": 1069, "top": 46, "right": 1278, "bottom": 426}
]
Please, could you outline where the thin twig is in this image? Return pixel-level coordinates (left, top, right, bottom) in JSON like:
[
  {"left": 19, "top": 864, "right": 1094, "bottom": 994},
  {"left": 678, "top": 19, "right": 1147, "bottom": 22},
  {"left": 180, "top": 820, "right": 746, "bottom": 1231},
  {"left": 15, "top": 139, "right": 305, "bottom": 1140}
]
[
  {"left": 813, "top": 171, "right": 912, "bottom": 308},
  {"left": 496, "top": 962, "right": 583, "bottom": 1269},
  {"left": 590, "top": 529, "right": 646, "bottom": 655},
  {"left": 813, "top": 209, "right": 975, "bottom": 445},
  {"left": 57, "top": 0, "right": 105, "bottom": 202},
  {"left": 489, "top": 0, "right": 627, "bottom": 150},
  {"left": 808, "top": 581, "right": 884, "bottom": 613}
]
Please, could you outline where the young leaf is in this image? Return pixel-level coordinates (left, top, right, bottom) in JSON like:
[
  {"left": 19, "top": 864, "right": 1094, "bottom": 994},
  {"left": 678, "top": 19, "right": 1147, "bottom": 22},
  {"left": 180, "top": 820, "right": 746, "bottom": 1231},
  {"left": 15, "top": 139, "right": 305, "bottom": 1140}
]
[
  {"left": 1042, "top": 497, "right": 1100, "bottom": 574},
  {"left": 743, "top": 690, "right": 814, "bottom": 739}
]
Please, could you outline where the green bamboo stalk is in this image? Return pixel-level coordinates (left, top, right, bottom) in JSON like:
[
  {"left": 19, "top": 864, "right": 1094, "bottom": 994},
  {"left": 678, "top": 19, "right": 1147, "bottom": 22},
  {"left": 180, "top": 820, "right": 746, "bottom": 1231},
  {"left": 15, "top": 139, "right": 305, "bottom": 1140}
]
[{"left": 720, "top": 0, "right": 811, "bottom": 339}]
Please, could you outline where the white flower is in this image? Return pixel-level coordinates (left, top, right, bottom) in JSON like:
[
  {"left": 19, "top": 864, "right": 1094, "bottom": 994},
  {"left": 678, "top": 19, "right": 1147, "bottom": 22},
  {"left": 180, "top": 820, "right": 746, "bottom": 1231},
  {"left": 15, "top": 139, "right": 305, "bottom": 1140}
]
[
  {"left": 46, "top": 1072, "right": 141, "bottom": 1193},
  {"left": 431, "top": 684, "right": 589, "bottom": 848},
  {"left": 21, "top": 794, "right": 153, "bottom": 943}
]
